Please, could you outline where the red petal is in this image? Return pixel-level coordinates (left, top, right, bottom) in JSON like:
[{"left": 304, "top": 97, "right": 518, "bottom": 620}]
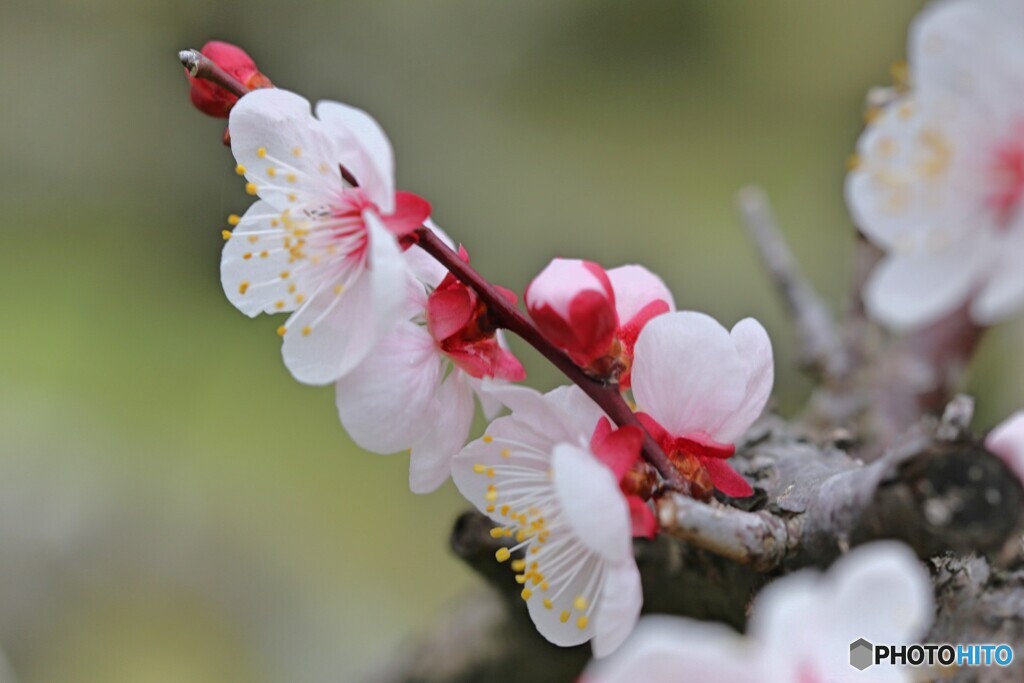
[
  {"left": 427, "top": 286, "right": 475, "bottom": 341},
  {"left": 446, "top": 340, "right": 526, "bottom": 381},
  {"left": 627, "top": 496, "right": 658, "bottom": 539},
  {"left": 590, "top": 421, "right": 644, "bottom": 480},
  {"left": 675, "top": 432, "right": 736, "bottom": 460},
  {"left": 380, "top": 191, "right": 431, "bottom": 236},
  {"left": 701, "top": 458, "right": 753, "bottom": 498},
  {"left": 635, "top": 412, "right": 671, "bottom": 444},
  {"left": 617, "top": 300, "right": 670, "bottom": 353}
]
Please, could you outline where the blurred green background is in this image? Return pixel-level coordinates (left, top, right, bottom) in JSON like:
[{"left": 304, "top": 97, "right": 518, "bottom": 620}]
[{"left": 2, "top": 0, "right": 1022, "bottom": 680}]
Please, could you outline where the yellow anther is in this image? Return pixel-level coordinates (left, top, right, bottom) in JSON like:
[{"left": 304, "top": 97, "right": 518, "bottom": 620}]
[
  {"left": 245, "top": 182, "right": 258, "bottom": 195},
  {"left": 543, "top": 598, "right": 553, "bottom": 610},
  {"left": 503, "top": 528, "right": 513, "bottom": 538},
  {"left": 228, "top": 214, "right": 241, "bottom": 226},
  {"left": 485, "top": 504, "right": 495, "bottom": 513},
  {"left": 267, "top": 167, "right": 277, "bottom": 178},
  {"left": 271, "top": 219, "right": 280, "bottom": 227},
  {"left": 489, "top": 528, "right": 505, "bottom": 539},
  {"left": 301, "top": 326, "right": 311, "bottom": 336},
  {"left": 529, "top": 546, "right": 540, "bottom": 555},
  {"left": 291, "top": 146, "right": 302, "bottom": 157},
  {"left": 256, "top": 147, "right": 267, "bottom": 158},
  {"left": 846, "top": 154, "right": 862, "bottom": 171},
  {"left": 243, "top": 252, "right": 253, "bottom": 260},
  {"left": 288, "top": 284, "right": 297, "bottom": 294},
  {"left": 238, "top": 281, "right": 249, "bottom": 295},
  {"left": 482, "top": 435, "right": 493, "bottom": 443},
  {"left": 277, "top": 325, "right": 287, "bottom": 337},
  {"left": 573, "top": 596, "right": 588, "bottom": 612},
  {"left": 248, "top": 235, "right": 259, "bottom": 244},
  {"left": 318, "top": 162, "right": 330, "bottom": 173},
  {"left": 515, "top": 574, "right": 527, "bottom": 584},
  {"left": 540, "top": 581, "right": 549, "bottom": 592},
  {"left": 500, "top": 505, "right": 510, "bottom": 516},
  {"left": 235, "top": 164, "right": 247, "bottom": 175},
  {"left": 275, "top": 300, "right": 285, "bottom": 309},
  {"left": 515, "top": 530, "right": 527, "bottom": 543},
  {"left": 288, "top": 193, "right": 298, "bottom": 202},
  {"left": 280, "top": 271, "right": 290, "bottom": 279},
  {"left": 521, "top": 588, "right": 532, "bottom": 601},
  {"left": 559, "top": 611, "right": 570, "bottom": 624},
  {"left": 286, "top": 173, "right": 297, "bottom": 184},
  {"left": 473, "top": 464, "right": 488, "bottom": 474},
  {"left": 295, "top": 293, "right": 306, "bottom": 304},
  {"left": 531, "top": 574, "right": 542, "bottom": 586},
  {"left": 334, "top": 284, "right": 345, "bottom": 295},
  {"left": 257, "top": 250, "right": 267, "bottom": 259},
  {"left": 500, "top": 448, "right": 511, "bottom": 458},
  {"left": 495, "top": 548, "right": 511, "bottom": 563},
  {"left": 576, "top": 616, "right": 589, "bottom": 630},
  {"left": 511, "top": 559, "right": 526, "bottom": 572},
  {"left": 485, "top": 489, "right": 498, "bottom": 503},
  {"left": 530, "top": 562, "right": 538, "bottom": 571},
  {"left": 222, "top": 230, "right": 232, "bottom": 240}
]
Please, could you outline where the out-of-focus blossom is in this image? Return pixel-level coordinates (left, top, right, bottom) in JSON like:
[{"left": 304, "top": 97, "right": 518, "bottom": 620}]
[
  {"left": 221, "top": 88, "right": 431, "bottom": 384},
  {"left": 583, "top": 542, "right": 934, "bottom": 683},
  {"left": 451, "top": 384, "right": 647, "bottom": 657},
  {"left": 986, "top": 410, "right": 1024, "bottom": 486},
  {"left": 847, "top": 0, "right": 1024, "bottom": 330},
  {"left": 335, "top": 226, "right": 524, "bottom": 493},
  {"left": 525, "top": 259, "right": 674, "bottom": 384},
  {"left": 631, "top": 311, "right": 773, "bottom": 498},
  {"left": 185, "top": 41, "right": 273, "bottom": 118}
]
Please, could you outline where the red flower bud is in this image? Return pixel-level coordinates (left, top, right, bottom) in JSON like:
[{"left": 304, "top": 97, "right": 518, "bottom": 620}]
[{"left": 186, "top": 41, "right": 272, "bottom": 118}]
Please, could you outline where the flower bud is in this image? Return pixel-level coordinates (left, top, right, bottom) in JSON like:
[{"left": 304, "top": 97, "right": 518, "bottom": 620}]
[
  {"left": 525, "top": 258, "right": 618, "bottom": 366},
  {"left": 186, "top": 41, "right": 272, "bottom": 118}
]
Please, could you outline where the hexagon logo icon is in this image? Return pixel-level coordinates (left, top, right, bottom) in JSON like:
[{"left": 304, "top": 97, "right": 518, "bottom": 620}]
[{"left": 850, "top": 638, "right": 874, "bottom": 671}]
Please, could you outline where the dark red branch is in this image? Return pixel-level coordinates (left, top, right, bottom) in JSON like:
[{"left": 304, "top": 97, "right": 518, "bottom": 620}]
[{"left": 413, "top": 226, "right": 690, "bottom": 495}]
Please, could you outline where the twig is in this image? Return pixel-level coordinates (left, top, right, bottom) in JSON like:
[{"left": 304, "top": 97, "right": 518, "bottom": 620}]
[
  {"left": 178, "top": 49, "right": 250, "bottom": 98},
  {"left": 412, "top": 226, "right": 691, "bottom": 496},
  {"left": 736, "top": 187, "right": 849, "bottom": 380}
]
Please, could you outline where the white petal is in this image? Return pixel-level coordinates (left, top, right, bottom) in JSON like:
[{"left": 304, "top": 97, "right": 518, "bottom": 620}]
[
  {"left": 714, "top": 318, "right": 774, "bottom": 443},
  {"left": 584, "top": 616, "right": 751, "bottom": 683},
  {"left": 229, "top": 89, "right": 344, "bottom": 212},
  {"left": 631, "top": 312, "right": 747, "bottom": 438},
  {"left": 526, "top": 258, "right": 611, "bottom": 320},
  {"left": 543, "top": 385, "right": 606, "bottom": 439},
  {"left": 479, "top": 382, "right": 589, "bottom": 447},
  {"left": 315, "top": 100, "right": 395, "bottom": 213},
  {"left": 221, "top": 200, "right": 317, "bottom": 317},
  {"left": 606, "top": 264, "right": 676, "bottom": 324},
  {"left": 409, "top": 371, "right": 475, "bottom": 494},
  {"left": 404, "top": 218, "right": 454, "bottom": 288},
  {"left": 525, "top": 549, "right": 602, "bottom": 650},
  {"left": 986, "top": 411, "right": 1024, "bottom": 487},
  {"left": 864, "top": 243, "right": 985, "bottom": 332},
  {"left": 281, "top": 211, "right": 407, "bottom": 384},
  {"left": 334, "top": 320, "right": 441, "bottom": 455},
  {"left": 971, "top": 226, "right": 1024, "bottom": 324},
  {"left": 471, "top": 375, "right": 505, "bottom": 421},
  {"left": 552, "top": 444, "right": 632, "bottom": 562},
  {"left": 592, "top": 561, "right": 643, "bottom": 658}
]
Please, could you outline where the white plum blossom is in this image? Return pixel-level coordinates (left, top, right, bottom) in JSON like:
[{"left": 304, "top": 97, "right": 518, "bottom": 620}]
[
  {"left": 986, "top": 410, "right": 1024, "bottom": 486},
  {"left": 221, "top": 88, "right": 431, "bottom": 384},
  {"left": 451, "top": 384, "right": 651, "bottom": 657},
  {"left": 631, "top": 311, "right": 773, "bottom": 498},
  {"left": 847, "top": 0, "right": 1024, "bottom": 330},
  {"left": 334, "top": 223, "right": 525, "bottom": 494},
  {"left": 583, "top": 542, "right": 934, "bottom": 683}
]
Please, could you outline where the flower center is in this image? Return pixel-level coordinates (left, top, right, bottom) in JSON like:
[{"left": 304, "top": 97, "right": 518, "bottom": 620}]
[{"left": 989, "top": 124, "right": 1024, "bottom": 229}]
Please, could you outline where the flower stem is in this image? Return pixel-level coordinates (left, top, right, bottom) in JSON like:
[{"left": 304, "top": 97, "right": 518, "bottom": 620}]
[
  {"left": 178, "top": 49, "right": 249, "bottom": 98},
  {"left": 413, "top": 226, "right": 690, "bottom": 495}
]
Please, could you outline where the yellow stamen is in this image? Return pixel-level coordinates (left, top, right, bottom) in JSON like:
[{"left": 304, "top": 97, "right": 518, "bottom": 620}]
[
  {"left": 256, "top": 147, "right": 267, "bottom": 158},
  {"left": 495, "top": 548, "right": 511, "bottom": 562},
  {"left": 482, "top": 435, "right": 493, "bottom": 444},
  {"left": 576, "top": 616, "right": 589, "bottom": 630},
  {"left": 543, "top": 598, "right": 553, "bottom": 610},
  {"left": 302, "top": 326, "right": 312, "bottom": 337},
  {"left": 559, "top": 611, "right": 570, "bottom": 624},
  {"left": 222, "top": 230, "right": 232, "bottom": 240},
  {"left": 235, "top": 164, "right": 246, "bottom": 175},
  {"left": 521, "top": 588, "right": 532, "bottom": 601},
  {"left": 238, "top": 281, "right": 249, "bottom": 295},
  {"left": 227, "top": 214, "right": 241, "bottom": 226},
  {"left": 573, "top": 596, "right": 588, "bottom": 612},
  {"left": 511, "top": 559, "right": 526, "bottom": 572},
  {"left": 277, "top": 325, "right": 287, "bottom": 337},
  {"left": 245, "top": 182, "right": 258, "bottom": 195}
]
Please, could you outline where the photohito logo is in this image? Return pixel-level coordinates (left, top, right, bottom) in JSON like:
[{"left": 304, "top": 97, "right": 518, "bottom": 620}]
[{"left": 849, "top": 639, "right": 1014, "bottom": 671}]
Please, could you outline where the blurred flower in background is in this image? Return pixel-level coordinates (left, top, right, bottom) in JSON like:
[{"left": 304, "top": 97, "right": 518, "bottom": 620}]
[{"left": 2, "top": 0, "right": 1023, "bottom": 681}]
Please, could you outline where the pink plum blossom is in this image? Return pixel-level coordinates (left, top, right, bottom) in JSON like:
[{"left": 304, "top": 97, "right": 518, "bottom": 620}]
[
  {"left": 221, "top": 88, "right": 431, "bottom": 385},
  {"left": 985, "top": 410, "right": 1024, "bottom": 486},
  {"left": 847, "top": 0, "right": 1024, "bottom": 330},
  {"left": 583, "top": 542, "right": 934, "bottom": 683},
  {"left": 525, "top": 258, "right": 674, "bottom": 384},
  {"left": 185, "top": 40, "right": 272, "bottom": 118},
  {"left": 335, "top": 224, "right": 524, "bottom": 493},
  {"left": 451, "top": 384, "right": 651, "bottom": 657},
  {"left": 631, "top": 311, "right": 773, "bottom": 498}
]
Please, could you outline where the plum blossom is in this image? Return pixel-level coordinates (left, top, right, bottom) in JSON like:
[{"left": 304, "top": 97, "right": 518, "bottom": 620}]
[
  {"left": 185, "top": 40, "right": 272, "bottom": 118},
  {"left": 631, "top": 311, "right": 773, "bottom": 498},
  {"left": 583, "top": 542, "right": 934, "bottom": 683},
  {"left": 525, "top": 258, "right": 674, "bottom": 385},
  {"left": 221, "top": 88, "right": 431, "bottom": 384},
  {"left": 986, "top": 410, "right": 1024, "bottom": 486},
  {"left": 335, "top": 228, "right": 525, "bottom": 493},
  {"left": 451, "top": 384, "right": 652, "bottom": 657},
  {"left": 847, "top": 0, "right": 1024, "bottom": 330}
]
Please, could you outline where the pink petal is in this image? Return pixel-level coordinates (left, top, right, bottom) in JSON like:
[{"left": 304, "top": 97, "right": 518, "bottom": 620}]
[
  {"left": 408, "top": 371, "right": 475, "bottom": 494},
  {"left": 631, "top": 312, "right": 747, "bottom": 438},
  {"left": 701, "top": 458, "right": 753, "bottom": 498},
  {"left": 427, "top": 286, "right": 475, "bottom": 342},
  {"left": 592, "top": 561, "right": 644, "bottom": 658},
  {"left": 627, "top": 497, "right": 658, "bottom": 539},
  {"left": 526, "top": 259, "right": 617, "bottom": 365},
  {"left": 380, "top": 191, "right": 431, "bottom": 236},
  {"left": 446, "top": 339, "right": 526, "bottom": 381},
  {"left": 589, "top": 419, "right": 643, "bottom": 480},
  {"left": 553, "top": 444, "right": 634, "bottom": 562},
  {"left": 314, "top": 100, "right": 396, "bottom": 212},
  {"left": 986, "top": 411, "right": 1024, "bottom": 485},
  {"left": 606, "top": 264, "right": 675, "bottom": 331}
]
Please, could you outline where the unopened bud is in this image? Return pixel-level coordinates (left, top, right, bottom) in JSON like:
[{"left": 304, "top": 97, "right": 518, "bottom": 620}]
[{"left": 185, "top": 41, "right": 272, "bottom": 118}]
